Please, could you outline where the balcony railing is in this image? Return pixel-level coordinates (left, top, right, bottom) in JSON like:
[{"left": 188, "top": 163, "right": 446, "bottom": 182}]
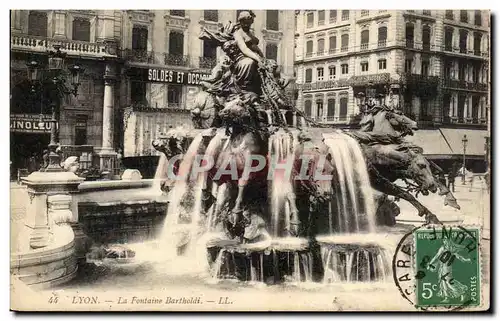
[
  {"left": 360, "top": 43, "right": 368, "bottom": 51},
  {"left": 164, "top": 53, "right": 190, "bottom": 67},
  {"left": 378, "top": 40, "right": 387, "bottom": 48},
  {"left": 341, "top": 46, "right": 348, "bottom": 52},
  {"left": 323, "top": 115, "right": 352, "bottom": 123},
  {"left": 422, "top": 42, "right": 431, "bottom": 51},
  {"left": 11, "top": 34, "right": 117, "bottom": 58},
  {"left": 406, "top": 39, "right": 414, "bottom": 48},
  {"left": 441, "top": 78, "right": 488, "bottom": 92},
  {"left": 459, "top": 46, "right": 467, "bottom": 54},
  {"left": 199, "top": 56, "right": 217, "bottom": 69}
]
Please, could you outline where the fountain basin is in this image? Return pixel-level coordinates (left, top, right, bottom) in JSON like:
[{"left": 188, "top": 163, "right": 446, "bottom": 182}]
[{"left": 316, "top": 234, "right": 392, "bottom": 283}]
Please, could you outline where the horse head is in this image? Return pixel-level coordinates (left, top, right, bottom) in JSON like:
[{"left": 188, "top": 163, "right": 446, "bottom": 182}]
[
  {"left": 400, "top": 146, "right": 438, "bottom": 194},
  {"left": 385, "top": 110, "right": 418, "bottom": 136}
]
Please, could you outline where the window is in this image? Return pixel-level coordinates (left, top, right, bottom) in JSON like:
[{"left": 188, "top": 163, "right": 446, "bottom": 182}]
[
  {"left": 305, "top": 69, "right": 312, "bottom": 83},
  {"left": 422, "top": 10, "right": 431, "bottom": 16},
  {"left": 306, "top": 40, "right": 313, "bottom": 57},
  {"left": 167, "top": 85, "right": 182, "bottom": 107},
  {"left": 304, "top": 100, "right": 312, "bottom": 117},
  {"left": 27, "top": 11, "right": 47, "bottom": 37},
  {"left": 420, "top": 98, "right": 431, "bottom": 119},
  {"left": 458, "top": 61, "right": 466, "bottom": 81},
  {"left": 265, "top": 43, "right": 278, "bottom": 61},
  {"left": 203, "top": 39, "right": 217, "bottom": 59},
  {"left": 318, "top": 10, "right": 325, "bottom": 25},
  {"left": 444, "top": 60, "right": 453, "bottom": 79},
  {"left": 444, "top": 27, "right": 453, "bottom": 51},
  {"left": 474, "top": 10, "right": 482, "bottom": 26},
  {"left": 266, "top": 10, "right": 279, "bottom": 31},
  {"left": 74, "top": 120, "right": 88, "bottom": 146},
  {"left": 316, "top": 100, "right": 324, "bottom": 118},
  {"left": 341, "top": 34, "right": 349, "bottom": 52},
  {"left": 317, "top": 67, "right": 324, "bottom": 81},
  {"left": 472, "top": 63, "right": 480, "bottom": 83},
  {"left": 132, "top": 26, "right": 148, "bottom": 51},
  {"left": 421, "top": 60, "right": 429, "bottom": 76},
  {"left": 445, "top": 10, "right": 454, "bottom": 20},
  {"left": 459, "top": 29, "right": 468, "bottom": 53},
  {"left": 317, "top": 38, "right": 325, "bottom": 55},
  {"left": 460, "top": 10, "right": 468, "bottom": 23},
  {"left": 169, "top": 31, "right": 184, "bottom": 55},
  {"left": 341, "top": 10, "right": 349, "bottom": 21},
  {"left": 378, "top": 59, "right": 387, "bottom": 70},
  {"left": 72, "top": 18, "right": 90, "bottom": 42},
  {"left": 361, "top": 62, "right": 369, "bottom": 72},
  {"left": 341, "top": 63, "right": 348, "bottom": 75},
  {"left": 330, "top": 10, "right": 337, "bottom": 23},
  {"left": 170, "top": 10, "right": 185, "bottom": 17},
  {"left": 405, "top": 58, "right": 413, "bottom": 73},
  {"left": 378, "top": 26, "right": 387, "bottom": 47},
  {"left": 422, "top": 25, "right": 431, "bottom": 51},
  {"left": 329, "top": 66, "right": 336, "bottom": 79},
  {"left": 327, "top": 99, "right": 335, "bottom": 118},
  {"left": 406, "top": 23, "right": 414, "bottom": 48},
  {"left": 361, "top": 10, "right": 369, "bottom": 17},
  {"left": 360, "top": 29, "right": 369, "bottom": 50},
  {"left": 339, "top": 96, "right": 348, "bottom": 120},
  {"left": 307, "top": 12, "right": 314, "bottom": 28},
  {"left": 474, "top": 33, "right": 482, "bottom": 55},
  {"left": 131, "top": 81, "right": 147, "bottom": 104},
  {"left": 204, "top": 10, "right": 218, "bottom": 22},
  {"left": 329, "top": 36, "right": 337, "bottom": 53}
]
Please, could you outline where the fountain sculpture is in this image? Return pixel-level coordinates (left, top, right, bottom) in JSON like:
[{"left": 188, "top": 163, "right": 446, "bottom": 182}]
[{"left": 150, "top": 11, "right": 460, "bottom": 285}]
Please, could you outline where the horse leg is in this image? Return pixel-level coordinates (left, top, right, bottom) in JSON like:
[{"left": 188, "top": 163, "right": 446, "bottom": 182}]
[
  {"left": 370, "top": 167, "right": 441, "bottom": 224},
  {"left": 434, "top": 179, "right": 461, "bottom": 210}
]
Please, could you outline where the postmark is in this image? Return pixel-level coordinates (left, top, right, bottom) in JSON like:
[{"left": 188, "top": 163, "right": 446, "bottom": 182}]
[{"left": 392, "top": 224, "right": 481, "bottom": 311}]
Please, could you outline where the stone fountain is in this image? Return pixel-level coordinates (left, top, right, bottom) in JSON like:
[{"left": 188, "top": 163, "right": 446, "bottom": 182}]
[{"left": 149, "top": 11, "right": 460, "bottom": 286}]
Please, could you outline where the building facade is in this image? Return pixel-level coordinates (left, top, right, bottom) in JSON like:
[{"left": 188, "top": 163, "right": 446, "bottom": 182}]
[
  {"left": 294, "top": 9, "right": 490, "bottom": 170},
  {"left": 294, "top": 10, "right": 489, "bottom": 127},
  {"left": 10, "top": 10, "right": 296, "bottom": 178},
  {"left": 119, "top": 10, "right": 296, "bottom": 160},
  {"left": 10, "top": 10, "right": 120, "bottom": 177}
]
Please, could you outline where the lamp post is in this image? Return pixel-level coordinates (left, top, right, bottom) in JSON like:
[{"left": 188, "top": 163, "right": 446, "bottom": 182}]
[
  {"left": 26, "top": 44, "right": 83, "bottom": 172},
  {"left": 461, "top": 134, "right": 468, "bottom": 184}
]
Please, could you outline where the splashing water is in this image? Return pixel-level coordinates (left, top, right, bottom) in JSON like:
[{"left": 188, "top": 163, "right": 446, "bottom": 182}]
[
  {"left": 318, "top": 132, "right": 389, "bottom": 282},
  {"left": 151, "top": 153, "right": 169, "bottom": 194},
  {"left": 268, "top": 129, "right": 297, "bottom": 237},
  {"left": 323, "top": 132, "right": 376, "bottom": 233},
  {"left": 159, "top": 133, "right": 206, "bottom": 259}
]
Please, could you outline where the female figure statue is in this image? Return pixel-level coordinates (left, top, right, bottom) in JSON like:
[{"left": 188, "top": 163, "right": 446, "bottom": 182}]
[{"left": 231, "top": 11, "right": 266, "bottom": 95}]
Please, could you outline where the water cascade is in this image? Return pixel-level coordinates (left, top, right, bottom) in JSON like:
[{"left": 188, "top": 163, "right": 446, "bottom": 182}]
[{"left": 318, "top": 132, "right": 389, "bottom": 283}]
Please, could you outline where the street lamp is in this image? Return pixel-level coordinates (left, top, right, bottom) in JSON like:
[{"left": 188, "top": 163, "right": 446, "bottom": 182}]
[
  {"left": 461, "top": 134, "right": 468, "bottom": 184},
  {"left": 26, "top": 44, "right": 84, "bottom": 172}
]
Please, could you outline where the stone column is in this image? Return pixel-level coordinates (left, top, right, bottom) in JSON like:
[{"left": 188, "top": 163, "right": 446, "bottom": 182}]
[{"left": 95, "top": 63, "right": 118, "bottom": 178}]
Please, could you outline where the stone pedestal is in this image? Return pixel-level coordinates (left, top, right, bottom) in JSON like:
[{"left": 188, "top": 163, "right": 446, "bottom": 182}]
[
  {"left": 95, "top": 147, "right": 118, "bottom": 177},
  {"left": 22, "top": 171, "right": 85, "bottom": 249}
]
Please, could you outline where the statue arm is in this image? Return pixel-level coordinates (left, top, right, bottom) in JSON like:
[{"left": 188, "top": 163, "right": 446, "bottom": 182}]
[{"left": 234, "top": 30, "right": 263, "bottom": 63}]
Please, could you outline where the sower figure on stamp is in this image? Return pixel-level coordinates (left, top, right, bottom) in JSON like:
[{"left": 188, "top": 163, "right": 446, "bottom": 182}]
[{"left": 427, "top": 238, "right": 471, "bottom": 303}]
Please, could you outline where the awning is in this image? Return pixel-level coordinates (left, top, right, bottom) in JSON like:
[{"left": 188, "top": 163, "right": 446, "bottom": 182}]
[
  {"left": 439, "top": 128, "right": 489, "bottom": 157},
  {"left": 405, "top": 129, "right": 453, "bottom": 157}
]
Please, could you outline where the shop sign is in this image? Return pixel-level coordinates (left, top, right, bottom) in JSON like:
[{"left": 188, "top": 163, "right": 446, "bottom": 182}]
[
  {"left": 10, "top": 114, "right": 58, "bottom": 134},
  {"left": 129, "top": 67, "right": 211, "bottom": 86}
]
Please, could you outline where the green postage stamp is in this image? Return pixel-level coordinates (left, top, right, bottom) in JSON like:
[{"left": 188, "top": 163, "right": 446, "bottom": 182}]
[{"left": 415, "top": 226, "right": 481, "bottom": 308}]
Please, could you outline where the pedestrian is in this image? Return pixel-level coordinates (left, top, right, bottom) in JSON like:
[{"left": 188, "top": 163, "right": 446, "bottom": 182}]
[
  {"left": 447, "top": 163, "right": 457, "bottom": 193},
  {"left": 438, "top": 172, "right": 447, "bottom": 187}
]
